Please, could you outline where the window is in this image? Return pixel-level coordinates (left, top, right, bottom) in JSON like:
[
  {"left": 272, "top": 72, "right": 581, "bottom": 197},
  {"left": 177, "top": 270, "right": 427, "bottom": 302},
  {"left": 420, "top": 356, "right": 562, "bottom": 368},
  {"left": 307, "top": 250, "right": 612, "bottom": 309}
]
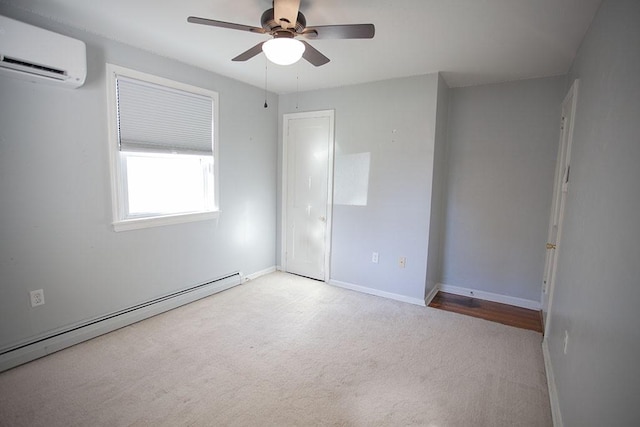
[{"left": 106, "top": 64, "right": 219, "bottom": 231}]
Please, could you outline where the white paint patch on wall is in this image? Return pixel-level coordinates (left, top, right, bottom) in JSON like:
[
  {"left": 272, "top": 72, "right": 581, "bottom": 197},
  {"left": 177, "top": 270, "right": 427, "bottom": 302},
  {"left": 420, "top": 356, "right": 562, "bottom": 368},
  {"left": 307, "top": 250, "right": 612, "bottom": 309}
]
[{"left": 334, "top": 152, "right": 371, "bottom": 206}]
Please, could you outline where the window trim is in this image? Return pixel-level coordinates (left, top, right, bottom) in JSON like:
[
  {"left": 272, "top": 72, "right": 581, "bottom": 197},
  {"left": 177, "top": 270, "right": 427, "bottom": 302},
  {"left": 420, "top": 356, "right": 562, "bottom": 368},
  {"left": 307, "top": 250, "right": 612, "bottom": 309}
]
[{"left": 106, "top": 63, "right": 220, "bottom": 231}]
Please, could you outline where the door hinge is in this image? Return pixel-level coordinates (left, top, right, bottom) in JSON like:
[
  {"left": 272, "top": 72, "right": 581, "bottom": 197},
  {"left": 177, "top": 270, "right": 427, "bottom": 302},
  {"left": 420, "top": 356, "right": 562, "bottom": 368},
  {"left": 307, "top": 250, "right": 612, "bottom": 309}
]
[{"left": 565, "top": 165, "right": 570, "bottom": 183}]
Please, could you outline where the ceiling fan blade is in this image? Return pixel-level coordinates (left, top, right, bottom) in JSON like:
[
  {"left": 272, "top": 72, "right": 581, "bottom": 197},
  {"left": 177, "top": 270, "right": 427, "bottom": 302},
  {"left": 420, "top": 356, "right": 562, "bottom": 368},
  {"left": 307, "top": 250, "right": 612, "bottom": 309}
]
[
  {"left": 301, "top": 41, "right": 330, "bottom": 67},
  {"left": 187, "top": 16, "right": 266, "bottom": 34},
  {"left": 232, "top": 42, "right": 266, "bottom": 62},
  {"left": 302, "top": 24, "right": 375, "bottom": 40},
  {"left": 274, "top": 0, "right": 300, "bottom": 30}
]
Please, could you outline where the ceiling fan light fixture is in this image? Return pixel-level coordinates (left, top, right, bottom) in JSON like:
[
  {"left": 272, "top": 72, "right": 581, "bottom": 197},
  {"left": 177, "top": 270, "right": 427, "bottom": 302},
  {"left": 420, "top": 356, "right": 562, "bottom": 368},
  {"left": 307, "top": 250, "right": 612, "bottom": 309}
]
[{"left": 262, "top": 38, "right": 305, "bottom": 65}]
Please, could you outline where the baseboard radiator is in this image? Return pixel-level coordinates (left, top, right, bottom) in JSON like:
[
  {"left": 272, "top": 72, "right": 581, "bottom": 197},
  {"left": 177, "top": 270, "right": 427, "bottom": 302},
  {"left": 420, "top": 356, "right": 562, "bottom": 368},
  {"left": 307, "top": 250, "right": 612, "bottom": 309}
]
[{"left": 0, "top": 272, "right": 242, "bottom": 373}]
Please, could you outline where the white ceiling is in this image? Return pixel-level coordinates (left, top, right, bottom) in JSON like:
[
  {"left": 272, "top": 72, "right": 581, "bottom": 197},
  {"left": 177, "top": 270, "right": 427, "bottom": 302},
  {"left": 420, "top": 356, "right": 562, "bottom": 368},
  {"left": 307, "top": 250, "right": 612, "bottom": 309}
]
[{"left": 2, "top": 0, "right": 601, "bottom": 94}]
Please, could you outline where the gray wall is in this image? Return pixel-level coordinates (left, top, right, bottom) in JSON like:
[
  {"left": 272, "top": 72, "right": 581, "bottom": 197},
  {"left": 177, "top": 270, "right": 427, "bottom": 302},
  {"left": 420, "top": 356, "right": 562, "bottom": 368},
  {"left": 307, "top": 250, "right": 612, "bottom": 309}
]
[
  {"left": 278, "top": 74, "right": 441, "bottom": 301},
  {"left": 0, "top": 7, "right": 277, "bottom": 350},
  {"left": 547, "top": 1, "right": 640, "bottom": 425},
  {"left": 441, "top": 76, "right": 565, "bottom": 302}
]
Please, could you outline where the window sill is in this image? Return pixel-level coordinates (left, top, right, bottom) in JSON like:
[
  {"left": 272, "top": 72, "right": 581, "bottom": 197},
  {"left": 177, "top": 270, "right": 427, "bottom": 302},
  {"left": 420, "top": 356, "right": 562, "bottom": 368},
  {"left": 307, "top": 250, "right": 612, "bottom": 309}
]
[{"left": 112, "top": 211, "right": 219, "bottom": 232}]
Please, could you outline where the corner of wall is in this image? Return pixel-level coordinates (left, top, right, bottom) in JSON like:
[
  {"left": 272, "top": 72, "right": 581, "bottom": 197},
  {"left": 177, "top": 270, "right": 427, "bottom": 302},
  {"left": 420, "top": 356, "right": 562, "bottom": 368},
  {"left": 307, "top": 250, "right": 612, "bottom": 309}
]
[
  {"left": 424, "top": 71, "right": 450, "bottom": 298},
  {"left": 542, "top": 339, "right": 564, "bottom": 427}
]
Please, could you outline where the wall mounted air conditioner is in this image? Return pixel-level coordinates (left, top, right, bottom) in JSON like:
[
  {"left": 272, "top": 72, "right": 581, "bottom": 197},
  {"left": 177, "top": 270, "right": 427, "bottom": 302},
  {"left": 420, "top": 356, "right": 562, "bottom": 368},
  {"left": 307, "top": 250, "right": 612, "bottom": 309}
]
[{"left": 0, "top": 15, "right": 87, "bottom": 88}]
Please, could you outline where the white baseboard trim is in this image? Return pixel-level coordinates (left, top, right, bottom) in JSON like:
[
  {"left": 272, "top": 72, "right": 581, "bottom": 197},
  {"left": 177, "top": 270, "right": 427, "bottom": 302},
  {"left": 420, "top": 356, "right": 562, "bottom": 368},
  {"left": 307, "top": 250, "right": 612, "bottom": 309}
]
[
  {"left": 542, "top": 339, "right": 563, "bottom": 427},
  {"left": 438, "top": 283, "right": 541, "bottom": 310},
  {"left": 243, "top": 266, "right": 276, "bottom": 282},
  {"left": 329, "top": 280, "right": 426, "bottom": 306},
  {"left": 0, "top": 272, "right": 242, "bottom": 373},
  {"left": 424, "top": 285, "right": 439, "bottom": 306}
]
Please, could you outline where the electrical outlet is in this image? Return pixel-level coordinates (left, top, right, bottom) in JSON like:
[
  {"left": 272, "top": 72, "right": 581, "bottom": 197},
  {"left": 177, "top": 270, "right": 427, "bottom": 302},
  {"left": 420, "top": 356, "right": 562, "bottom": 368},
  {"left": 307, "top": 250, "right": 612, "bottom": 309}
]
[
  {"left": 372, "top": 252, "right": 379, "bottom": 263},
  {"left": 563, "top": 330, "right": 569, "bottom": 355},
  {"left": 30, "top": 289, "right": 45, "bottom": 307},
  {"left": 399, "top": 257, "right": 406, "bottom": 268}
]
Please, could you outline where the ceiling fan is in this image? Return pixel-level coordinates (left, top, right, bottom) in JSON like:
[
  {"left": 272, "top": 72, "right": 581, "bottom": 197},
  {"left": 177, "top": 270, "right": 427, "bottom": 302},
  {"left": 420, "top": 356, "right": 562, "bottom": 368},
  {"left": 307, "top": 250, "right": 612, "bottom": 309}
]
[{"left": 187, "top": 0, "right": 375, "bottom": 66}]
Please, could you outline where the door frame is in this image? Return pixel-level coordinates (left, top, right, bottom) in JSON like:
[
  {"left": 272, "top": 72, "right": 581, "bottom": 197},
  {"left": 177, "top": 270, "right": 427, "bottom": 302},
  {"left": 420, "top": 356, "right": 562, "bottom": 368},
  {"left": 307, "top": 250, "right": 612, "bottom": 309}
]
[
  {"left": 542, "top": 79, "right": 579, "bottom": 336},
  {"left": 281, "top": 109, "right": 335, "bottom": 281}
]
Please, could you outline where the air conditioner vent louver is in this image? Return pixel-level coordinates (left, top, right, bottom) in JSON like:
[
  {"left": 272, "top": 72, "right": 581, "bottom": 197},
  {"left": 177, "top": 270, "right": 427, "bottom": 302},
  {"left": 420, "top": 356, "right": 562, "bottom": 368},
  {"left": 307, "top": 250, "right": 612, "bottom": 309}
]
[{"left": 0, "top": 55, "right": 68, "bottom": 80}]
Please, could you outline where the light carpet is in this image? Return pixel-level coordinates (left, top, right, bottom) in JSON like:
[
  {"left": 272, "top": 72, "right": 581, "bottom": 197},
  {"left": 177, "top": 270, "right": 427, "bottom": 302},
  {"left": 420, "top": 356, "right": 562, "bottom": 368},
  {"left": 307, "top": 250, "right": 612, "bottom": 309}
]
[{"left": 0, "top": 272, "right": 551, "bottom": 426}]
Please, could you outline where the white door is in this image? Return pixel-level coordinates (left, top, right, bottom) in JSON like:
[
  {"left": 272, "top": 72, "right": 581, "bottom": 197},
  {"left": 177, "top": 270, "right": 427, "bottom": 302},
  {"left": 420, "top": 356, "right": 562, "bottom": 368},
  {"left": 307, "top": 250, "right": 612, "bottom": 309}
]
[
  {"left": 542, "top": 80, "right": 579, "bottom": 333},
  {"left": 282, "top": 110, "right": 334, "bottom": 281}
]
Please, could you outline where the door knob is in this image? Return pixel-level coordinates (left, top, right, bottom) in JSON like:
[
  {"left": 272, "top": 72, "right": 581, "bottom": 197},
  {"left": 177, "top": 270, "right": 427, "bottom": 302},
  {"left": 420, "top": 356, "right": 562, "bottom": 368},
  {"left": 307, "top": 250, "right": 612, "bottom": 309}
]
[
  {"left": 319, "top": 216, "right": 326, "bottom": 222},
  {"left": 546, "top": 243, "right": 556, "bottom": 250}
]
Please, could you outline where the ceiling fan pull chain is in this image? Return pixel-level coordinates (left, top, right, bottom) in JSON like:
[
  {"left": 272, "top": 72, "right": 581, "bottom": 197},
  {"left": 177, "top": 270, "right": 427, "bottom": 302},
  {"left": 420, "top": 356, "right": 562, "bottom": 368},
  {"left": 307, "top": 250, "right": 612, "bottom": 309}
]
[
  {"left": 264, "top": 59, "right": 269, "bottom": 108},
  {"left": 296, "top": 63, "right": 300, "bottom": 110}
]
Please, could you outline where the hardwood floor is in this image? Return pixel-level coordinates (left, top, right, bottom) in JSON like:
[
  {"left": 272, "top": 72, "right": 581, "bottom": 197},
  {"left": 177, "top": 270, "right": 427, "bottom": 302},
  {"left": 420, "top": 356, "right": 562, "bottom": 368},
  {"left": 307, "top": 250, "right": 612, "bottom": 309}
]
[{"left": 428, "top": 292, "right": 543, "bottom": 333}]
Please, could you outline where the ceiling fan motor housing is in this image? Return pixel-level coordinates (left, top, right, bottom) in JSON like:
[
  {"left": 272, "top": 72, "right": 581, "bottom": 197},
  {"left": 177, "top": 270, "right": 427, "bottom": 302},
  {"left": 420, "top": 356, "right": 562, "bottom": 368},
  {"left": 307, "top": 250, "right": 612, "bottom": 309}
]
[{"left": 261, "top": 8, "right": 306, "bottom": 34}]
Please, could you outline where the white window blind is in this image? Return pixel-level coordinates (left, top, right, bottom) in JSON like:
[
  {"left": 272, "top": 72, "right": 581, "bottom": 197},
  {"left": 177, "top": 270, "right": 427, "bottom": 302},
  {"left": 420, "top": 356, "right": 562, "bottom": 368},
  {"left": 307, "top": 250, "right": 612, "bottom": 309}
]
[{"left": 115, "top": 75, "right": 213, "bottom": 155}]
